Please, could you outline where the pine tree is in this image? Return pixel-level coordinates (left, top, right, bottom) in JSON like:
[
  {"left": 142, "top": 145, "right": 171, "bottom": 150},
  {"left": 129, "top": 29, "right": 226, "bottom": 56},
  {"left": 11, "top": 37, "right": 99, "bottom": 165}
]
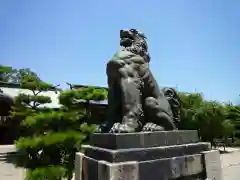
[
  {"left": 12, "top": 78, "right": 107, "bottom": 180},
  {"left": 0, "top": 65, "right": 39, "bottom": 84},
  {"left": 0, "top": 65, "right": 15, "bottom": 83},
  {"left": 225, "top": 104, "right": 240, "bottom": 139}
]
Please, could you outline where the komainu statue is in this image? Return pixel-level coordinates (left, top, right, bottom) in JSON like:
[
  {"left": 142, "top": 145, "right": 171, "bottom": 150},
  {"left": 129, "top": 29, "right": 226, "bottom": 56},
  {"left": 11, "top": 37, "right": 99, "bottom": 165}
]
[{"left": 97, "top": 29, "right": 180, "bottom": 133}]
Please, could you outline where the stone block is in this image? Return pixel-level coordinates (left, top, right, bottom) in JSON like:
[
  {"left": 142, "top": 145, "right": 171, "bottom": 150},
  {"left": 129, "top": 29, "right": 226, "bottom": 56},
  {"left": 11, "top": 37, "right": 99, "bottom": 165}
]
[
  {"left": 138, "top": 154, "right": 204, "bottom": 180},
  {"left": 75, "top": 152, "right": 139, "bottom": 180},
  {"left": 75, "top": 152, "right": 205, "bottom": 180},
  {"left": 90, "top": 130, "right": 199, "bottom": 149},
  {"left": 201, "top": 150, "right": 222, "bottom": 180},
  {"left": 83, "top": 142, "right": 210, "bottom": 163}
]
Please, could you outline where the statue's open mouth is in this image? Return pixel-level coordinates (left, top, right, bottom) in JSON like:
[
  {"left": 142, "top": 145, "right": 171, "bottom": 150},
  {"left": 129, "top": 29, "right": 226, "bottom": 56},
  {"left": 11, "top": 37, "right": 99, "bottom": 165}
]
[
  {"left": 120, "top": 30, "right": 134, "bottom": 40},
  {"left": 120, "top": 30, "right": 134, "bottom": 47}
]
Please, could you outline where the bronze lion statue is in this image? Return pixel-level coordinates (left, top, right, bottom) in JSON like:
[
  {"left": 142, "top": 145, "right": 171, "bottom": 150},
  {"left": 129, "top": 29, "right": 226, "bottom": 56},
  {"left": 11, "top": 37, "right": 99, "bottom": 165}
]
[{"left": 97, "top": 29, "right": 180, "bottom": 133}]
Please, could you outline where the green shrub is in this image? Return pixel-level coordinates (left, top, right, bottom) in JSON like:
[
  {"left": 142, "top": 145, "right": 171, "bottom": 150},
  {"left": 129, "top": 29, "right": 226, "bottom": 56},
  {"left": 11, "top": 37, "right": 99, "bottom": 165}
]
[{"left": 11, "top": 75, "right": 107, "bottom": 179}]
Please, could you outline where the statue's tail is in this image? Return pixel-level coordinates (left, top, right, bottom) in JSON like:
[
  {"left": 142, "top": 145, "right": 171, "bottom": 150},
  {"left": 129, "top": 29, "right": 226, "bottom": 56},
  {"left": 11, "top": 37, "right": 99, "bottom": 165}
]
[{"left": 162, "top": 88, "right": 181, "bottom": 127}]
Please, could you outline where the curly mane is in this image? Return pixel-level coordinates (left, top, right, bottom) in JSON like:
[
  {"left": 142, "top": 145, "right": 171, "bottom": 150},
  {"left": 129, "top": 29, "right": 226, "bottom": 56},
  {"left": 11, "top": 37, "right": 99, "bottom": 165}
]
[{"left": 120, "top": 29, "right": 151, "bottom": 63}]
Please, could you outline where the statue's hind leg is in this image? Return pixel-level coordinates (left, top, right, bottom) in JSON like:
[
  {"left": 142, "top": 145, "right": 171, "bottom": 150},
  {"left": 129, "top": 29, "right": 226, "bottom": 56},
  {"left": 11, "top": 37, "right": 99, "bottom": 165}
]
[
  {"left": 143, "top": 97, "right": 176, "bottom": 131},
  {"left": 140, "top": 68, "right": 176, "bottom": 131}
]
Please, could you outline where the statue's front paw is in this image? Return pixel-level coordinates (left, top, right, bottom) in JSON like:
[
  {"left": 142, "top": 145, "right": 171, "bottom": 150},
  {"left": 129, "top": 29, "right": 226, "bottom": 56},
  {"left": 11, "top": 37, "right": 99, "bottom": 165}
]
[
  {"left": 95, "top": 122, "right": 113, "bottom": 133},
  {"left": 142, "top": 123, "right": 164, "bottom": 132},
  {"left": 94, "top": 125, "right": 103, "bottom": 133},
  {"left": 109, "top": 123, "right": 136, "bottom": 133}
]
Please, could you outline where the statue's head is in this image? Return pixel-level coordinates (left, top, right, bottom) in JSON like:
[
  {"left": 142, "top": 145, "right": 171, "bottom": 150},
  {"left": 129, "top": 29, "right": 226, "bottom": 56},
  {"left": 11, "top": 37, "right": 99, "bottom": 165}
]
[{"left": 120, "top": 28, "right": 150, "bottom": 62}]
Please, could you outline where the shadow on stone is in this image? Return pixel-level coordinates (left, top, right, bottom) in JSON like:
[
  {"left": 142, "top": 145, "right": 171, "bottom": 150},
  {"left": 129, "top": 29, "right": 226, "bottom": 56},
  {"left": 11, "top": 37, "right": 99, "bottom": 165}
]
[
  {"left": 219, "top": 150, "right": 231, "bottom": 154},
  {"left": 1, "top": 151, "right": 26, "bottom": 167}
]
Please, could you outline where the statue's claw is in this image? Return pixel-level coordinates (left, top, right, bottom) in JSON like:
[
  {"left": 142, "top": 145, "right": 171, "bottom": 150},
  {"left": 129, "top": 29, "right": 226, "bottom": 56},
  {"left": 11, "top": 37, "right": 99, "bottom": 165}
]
[
  {"left": 109, "top": 123, "right": 137, "bottom": 133},
  {"left": 142, "top": 123, "right": 165, "bottom": 132},
  {"left": 94, "top": 125, "right": 104, "bottom": 133},
  {"left": 95, "top": 122, "right": 114, "bottom": 133}
]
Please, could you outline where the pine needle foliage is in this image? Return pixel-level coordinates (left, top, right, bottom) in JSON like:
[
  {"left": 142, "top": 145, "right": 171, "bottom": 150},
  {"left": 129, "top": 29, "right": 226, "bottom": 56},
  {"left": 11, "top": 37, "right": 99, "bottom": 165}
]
[{"left": 11, "top": 75, "right": 107, "bottom": 179}]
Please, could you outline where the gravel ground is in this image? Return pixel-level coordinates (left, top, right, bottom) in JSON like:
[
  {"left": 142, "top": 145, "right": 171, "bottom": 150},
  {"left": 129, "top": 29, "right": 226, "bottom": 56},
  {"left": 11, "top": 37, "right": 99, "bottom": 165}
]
[
  {"left": 0, "top": 145, "right": 239, "bottom": 180},
  {"left": 220, "top": 151, "right": 240, "bottom": 180}
]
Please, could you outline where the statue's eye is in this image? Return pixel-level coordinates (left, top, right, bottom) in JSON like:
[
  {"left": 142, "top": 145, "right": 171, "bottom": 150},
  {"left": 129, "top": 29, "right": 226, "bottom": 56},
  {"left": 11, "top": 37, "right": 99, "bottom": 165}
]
[{"left": 130, "top": 29, "right": 137, "bottom": 33}]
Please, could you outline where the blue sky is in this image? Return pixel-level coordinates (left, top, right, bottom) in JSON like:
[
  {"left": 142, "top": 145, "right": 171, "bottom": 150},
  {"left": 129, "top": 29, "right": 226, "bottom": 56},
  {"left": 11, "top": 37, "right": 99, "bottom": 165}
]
[{"left": 0, "top": 0, "right": 239, "bottom": 103}]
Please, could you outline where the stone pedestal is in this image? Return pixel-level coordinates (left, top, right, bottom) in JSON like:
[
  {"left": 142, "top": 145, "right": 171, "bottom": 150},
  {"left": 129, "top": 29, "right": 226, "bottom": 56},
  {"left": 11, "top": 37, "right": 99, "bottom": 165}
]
[{"left": 75, "top": 130, "right": 222, "bottom": 180}]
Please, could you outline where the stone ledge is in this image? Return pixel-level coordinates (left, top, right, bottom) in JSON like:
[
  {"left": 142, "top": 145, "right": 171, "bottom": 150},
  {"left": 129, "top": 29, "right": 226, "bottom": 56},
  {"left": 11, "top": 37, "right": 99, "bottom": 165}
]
[
  {"left": 83, "top": 142, "right": 210, "bottom": 163},
  {"left": 75, "top": 152, "right": 204, "bottom": 180},
  {"left": 91, "top": 130, "right": 199, "bottom": 149}
]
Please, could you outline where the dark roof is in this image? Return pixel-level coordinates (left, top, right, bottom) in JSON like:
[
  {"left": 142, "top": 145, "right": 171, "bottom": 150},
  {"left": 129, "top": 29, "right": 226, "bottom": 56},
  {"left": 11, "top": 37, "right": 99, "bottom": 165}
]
[
  {"left": 0, "top": 93, "right": 14, "bottom": 104},
  {"left": 0, "top": 81, "right": 59, "bottom": 91},
  {"left": 0, "top": 81, "right": 22, "bottom": 89},
  {"left": 72, "top": 84, "right": 108, "bottom": 90}
]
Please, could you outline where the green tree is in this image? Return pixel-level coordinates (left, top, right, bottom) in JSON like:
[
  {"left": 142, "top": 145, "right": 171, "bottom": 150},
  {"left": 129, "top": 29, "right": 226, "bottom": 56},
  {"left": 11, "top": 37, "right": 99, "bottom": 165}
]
[
  {"left": 221, "top": 119, "right": 235, "bottom": 150},
  {"left": 0, "top": 65, "right": 16, "bottom": 83},
  {"left": 225, "top": 104, "right": 240, "bottom": 139},
  {"left": 178, "top": 92, "right": 236, "bottom": 148},
  {"left": 178, "top": 92, "right": 204, "bottom": 130},
  {"left": 16, "top": 68, "right": 41, "bottom": 84},
  {"left": 0, "top": 65, "right": 40, "bottom": 84},
  {"left": 12, "top": 79, "right": 107, "bottom": 179},
  {"left": 193, "top": 101, "right": 225, "bottom": 145}
]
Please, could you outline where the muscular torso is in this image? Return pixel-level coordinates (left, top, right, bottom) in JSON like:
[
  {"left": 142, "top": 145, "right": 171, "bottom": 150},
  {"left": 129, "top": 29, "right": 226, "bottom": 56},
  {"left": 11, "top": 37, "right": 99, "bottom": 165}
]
[{"left": 107, "top": 50, "right": 173, "bottom": 117}]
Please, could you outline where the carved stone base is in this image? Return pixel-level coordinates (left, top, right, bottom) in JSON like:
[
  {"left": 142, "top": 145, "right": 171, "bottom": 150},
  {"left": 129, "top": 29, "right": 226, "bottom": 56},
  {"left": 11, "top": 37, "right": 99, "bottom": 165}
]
[
  {"left": 76, "top": 152, "right": 207, "bottom": 180},
  {"left": 75, "top": 131, "right": 222, "bottom": 180},
  {"left": 82, "top": 142, "right": 210, "bottom": 163},
  {"left": 90, "top": 130, "right": 199, "bottom": 149}
]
